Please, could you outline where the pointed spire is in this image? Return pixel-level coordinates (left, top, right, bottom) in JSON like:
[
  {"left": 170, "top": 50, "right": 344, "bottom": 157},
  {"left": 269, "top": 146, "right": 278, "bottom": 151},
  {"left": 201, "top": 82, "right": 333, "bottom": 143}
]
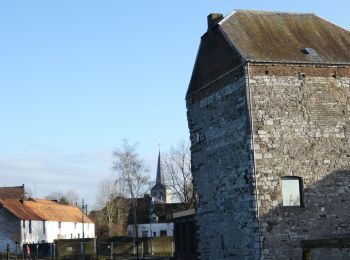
[{"left": 156, "top": 150, "right": 162, "bottom": 184}]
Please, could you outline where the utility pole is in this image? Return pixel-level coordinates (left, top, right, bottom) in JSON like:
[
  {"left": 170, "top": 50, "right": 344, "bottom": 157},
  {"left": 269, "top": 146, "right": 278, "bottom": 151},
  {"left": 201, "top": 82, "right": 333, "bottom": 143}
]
[
  {"left": 81, "top": 198, "right": 86, "bottom": 260},
  {"left": 149, "top": 198, "right": 154, "bottom": 255}
]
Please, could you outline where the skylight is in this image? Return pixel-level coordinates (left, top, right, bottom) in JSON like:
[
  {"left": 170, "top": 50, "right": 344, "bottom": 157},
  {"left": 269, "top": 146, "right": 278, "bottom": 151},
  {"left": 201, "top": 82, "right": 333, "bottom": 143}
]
[{"left": 301, "top": 47, "right": 317, "bottom": 55}]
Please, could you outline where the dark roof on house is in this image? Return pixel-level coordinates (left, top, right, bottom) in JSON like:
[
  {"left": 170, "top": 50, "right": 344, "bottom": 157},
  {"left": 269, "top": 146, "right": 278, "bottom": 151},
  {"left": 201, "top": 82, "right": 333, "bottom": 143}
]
[
  {"left": 219, "top": 10, "right": 350, "bottom": 64},
  {"left": 0, "top": 185, "right": 25, "bottom": 199},
  {"left": 0, "top": 198, "right": 93, "bottom": 223}
]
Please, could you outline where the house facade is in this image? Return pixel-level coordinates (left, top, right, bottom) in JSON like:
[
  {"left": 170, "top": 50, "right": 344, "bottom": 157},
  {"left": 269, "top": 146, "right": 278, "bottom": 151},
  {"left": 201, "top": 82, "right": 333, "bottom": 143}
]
[
  {"left": 127, "top": 222, "right": 174, "bottom": 238},
  {"left": 0, "top": 198, "right": 95, "bottom": 252},
  {"left": 186, "top": 10, "right": 350, "bottom": 259}
]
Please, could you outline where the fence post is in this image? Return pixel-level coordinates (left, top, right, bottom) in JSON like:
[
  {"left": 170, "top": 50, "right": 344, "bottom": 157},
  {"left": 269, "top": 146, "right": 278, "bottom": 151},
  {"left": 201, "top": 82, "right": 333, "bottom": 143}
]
[
  {"left": 6, "top": 244, "right": 9, "bottom": 260},
  {"left": 141, "top": 242, "right": 144, "bottom": 258},
  {"left": 93, "top": 237, "right": 97, "bottom": 257},
  {"left": 110, "top": 242, "right": 113, "bottom": 260}
]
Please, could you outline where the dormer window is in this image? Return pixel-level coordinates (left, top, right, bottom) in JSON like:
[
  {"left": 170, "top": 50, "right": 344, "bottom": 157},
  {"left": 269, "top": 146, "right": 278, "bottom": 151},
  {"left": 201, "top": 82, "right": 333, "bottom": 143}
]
[{"left": 301, "top": 47, "right": 317, "bottom": 55}]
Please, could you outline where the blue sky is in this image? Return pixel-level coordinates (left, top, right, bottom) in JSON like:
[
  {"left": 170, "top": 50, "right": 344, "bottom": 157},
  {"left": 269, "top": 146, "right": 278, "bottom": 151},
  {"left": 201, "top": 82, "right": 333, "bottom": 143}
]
[{"left": 0, "top": 1, "right": 349, "bottom": 206}]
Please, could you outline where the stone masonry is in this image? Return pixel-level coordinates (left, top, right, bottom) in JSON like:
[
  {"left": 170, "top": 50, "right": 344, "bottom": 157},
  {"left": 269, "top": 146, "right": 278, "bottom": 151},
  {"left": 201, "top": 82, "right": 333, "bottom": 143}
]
[
  {"left": 0, "top": 206, "right": 20, "bottom": 252},
  {"left": 186, "top": 10, "right": 350, "bottom": 260},
  {"left": 250, "top": 64, "right": 350, "bottom": 259},
  {"left": 188, "top": 74, "right": 260, "bottom": 259}
]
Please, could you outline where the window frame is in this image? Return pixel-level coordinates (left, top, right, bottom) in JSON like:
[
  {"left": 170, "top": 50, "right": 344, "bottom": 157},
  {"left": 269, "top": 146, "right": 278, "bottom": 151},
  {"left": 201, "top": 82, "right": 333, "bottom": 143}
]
[{"left": 281, "top": 176, "right": 304, "bottom": 207}]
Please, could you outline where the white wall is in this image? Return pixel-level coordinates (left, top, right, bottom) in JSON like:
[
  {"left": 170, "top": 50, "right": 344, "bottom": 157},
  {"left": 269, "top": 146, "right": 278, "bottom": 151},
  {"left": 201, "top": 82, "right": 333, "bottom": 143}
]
[
  {"left": 127, "top": 223, "right": 174, "bottom": 238},
  {"left": 21, "top": 220, "right": 46, "bottom": 244},
  {"left": 21, "top": 220, "right": 95, "bottom": 244}
]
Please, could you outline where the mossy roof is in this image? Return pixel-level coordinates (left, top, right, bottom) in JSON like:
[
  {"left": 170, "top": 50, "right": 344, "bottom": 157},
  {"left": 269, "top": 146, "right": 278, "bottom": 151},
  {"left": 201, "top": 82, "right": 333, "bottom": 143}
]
[{"left": 219, "top": 10, "right": 350, "bottom": 64}]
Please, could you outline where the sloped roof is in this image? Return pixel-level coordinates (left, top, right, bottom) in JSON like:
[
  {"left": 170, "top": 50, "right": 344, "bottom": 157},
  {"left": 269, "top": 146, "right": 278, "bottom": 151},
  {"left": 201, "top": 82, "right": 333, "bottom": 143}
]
[
  {"left": 219, "top": 10, "right": 350, "bottom": 64},
  {"left": 0, "top": 199, "right": 42, "bottom": 220},
  {"left": 0, "top": 199, "right": 93, "bottom": 223},
  {"left": 0, "top": 185, "right": 25, "bottom": 199}
]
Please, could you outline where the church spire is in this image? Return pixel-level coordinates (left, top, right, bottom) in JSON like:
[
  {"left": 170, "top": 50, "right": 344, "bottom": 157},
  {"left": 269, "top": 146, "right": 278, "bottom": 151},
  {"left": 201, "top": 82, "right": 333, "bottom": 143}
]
[{"left": 156, "top": 150, "right": 162, "bottom": 184}]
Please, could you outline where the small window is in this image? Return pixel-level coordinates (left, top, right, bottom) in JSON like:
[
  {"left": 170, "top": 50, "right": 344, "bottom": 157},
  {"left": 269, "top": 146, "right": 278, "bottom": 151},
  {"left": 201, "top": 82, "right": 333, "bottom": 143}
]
[
  {"left": 74, "top": 223, "right": 77, "bottom": 229},
  {"left": 78, "top": 233, "right": 80, "bottom": 239},
  {"left": 281, "top": 176, "right": 303, "bottom": 206},
  {"left": 58, "top": 222, "right": 61, "bottom": 229},
  {"left": 23, "top": 220, "right": 26, "bottom": 228},
  {"left": 29, "top": 220, "right": 32, "bottom": 234},
  {"left": 43, "top": 221, "right": 46, "bottom": 234},
  {"left": 160, "top": 230, "right": 167, "bottom": 237},
  {"left": 153, "top": 232, "right": 156, "bottom": 237},
  {"left": 301, "top": 47, "right": 317, "bottom": 55},
  {"left": 141, "top": 231, "right": 148, "bottom": 237}
]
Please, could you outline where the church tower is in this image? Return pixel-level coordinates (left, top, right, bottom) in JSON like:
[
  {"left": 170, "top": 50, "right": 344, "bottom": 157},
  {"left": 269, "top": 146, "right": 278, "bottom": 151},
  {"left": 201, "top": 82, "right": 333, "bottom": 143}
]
[{"left": 150, "top": 151, "right": 172, "bottom": 203}]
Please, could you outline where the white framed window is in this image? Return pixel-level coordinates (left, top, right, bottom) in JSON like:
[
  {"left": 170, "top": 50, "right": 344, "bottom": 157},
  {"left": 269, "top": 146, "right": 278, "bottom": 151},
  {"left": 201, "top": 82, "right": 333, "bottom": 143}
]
[{"left": 281, "top": 176, "right": 303, "bottom": 206}]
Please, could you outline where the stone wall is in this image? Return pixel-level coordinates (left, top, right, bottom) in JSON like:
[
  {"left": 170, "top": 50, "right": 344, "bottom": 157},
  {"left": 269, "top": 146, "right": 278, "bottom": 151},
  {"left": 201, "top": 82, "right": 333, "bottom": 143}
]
[
  {"left": 0, "top": 207, "right": 20, "bottom": 252},
  {"left": 249, "top": 64, "right": 350, "bottom": 259},
  {"left": 187, "top": 74, "right": 260, "bottom": 259}
]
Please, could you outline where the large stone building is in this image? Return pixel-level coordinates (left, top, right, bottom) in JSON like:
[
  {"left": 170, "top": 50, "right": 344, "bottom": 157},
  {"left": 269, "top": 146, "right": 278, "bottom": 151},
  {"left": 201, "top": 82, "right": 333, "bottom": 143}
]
[{"left": 186, "top": 10, "right": 350, "bottom": 259}]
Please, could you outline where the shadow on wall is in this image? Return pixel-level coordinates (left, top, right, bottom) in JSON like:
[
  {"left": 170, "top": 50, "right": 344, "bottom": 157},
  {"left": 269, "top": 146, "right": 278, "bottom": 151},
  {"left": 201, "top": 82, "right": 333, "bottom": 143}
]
[{"left": 260, "top": 170, "right": 350, "bottom": 260}]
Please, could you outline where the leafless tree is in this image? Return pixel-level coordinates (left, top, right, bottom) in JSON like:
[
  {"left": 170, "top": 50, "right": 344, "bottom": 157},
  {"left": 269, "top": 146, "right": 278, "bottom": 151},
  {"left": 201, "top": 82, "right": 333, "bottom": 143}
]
[
  {"left": 95, "top": 176, "right": 129, "bottom": 236},
  {"left": 65, "top": 190, "right": 80, "bottom": 206},
  {"left": 24, "top": 187, "right": 33, "bottom": 199},
  {"left": 163, "top": 139, "right": 193, "bottom": 208},
  {"left": 45, "top": 190, "right": 80, "bottom": 206},
  {"left": 113, "top": 140, "right": 150, "bottom": 251}
]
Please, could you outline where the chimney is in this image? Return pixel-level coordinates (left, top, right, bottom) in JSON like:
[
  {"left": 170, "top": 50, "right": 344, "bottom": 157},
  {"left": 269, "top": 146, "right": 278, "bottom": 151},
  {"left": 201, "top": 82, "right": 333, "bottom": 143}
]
[{"left": 207, "top": 13, "right": 224, "bottom": 29}]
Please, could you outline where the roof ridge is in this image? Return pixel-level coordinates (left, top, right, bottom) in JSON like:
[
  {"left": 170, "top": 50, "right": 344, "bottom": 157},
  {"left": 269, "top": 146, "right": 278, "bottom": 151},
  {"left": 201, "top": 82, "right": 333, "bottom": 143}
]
[
  {"left": 233, "top": 9, "right": 315, "bottom": 16},
  {"left": 219, "top": 9, "right": 316, "bottom": 25}
]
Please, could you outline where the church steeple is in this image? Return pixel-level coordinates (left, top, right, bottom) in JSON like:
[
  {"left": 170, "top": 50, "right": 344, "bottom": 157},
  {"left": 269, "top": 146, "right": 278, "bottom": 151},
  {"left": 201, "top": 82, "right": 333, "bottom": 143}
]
[
  {"left": 150, "top": 150, "right": 171, "bottom": 203},
  {"left": 156, "top": 150, "right": 162, "bottom": 184}
]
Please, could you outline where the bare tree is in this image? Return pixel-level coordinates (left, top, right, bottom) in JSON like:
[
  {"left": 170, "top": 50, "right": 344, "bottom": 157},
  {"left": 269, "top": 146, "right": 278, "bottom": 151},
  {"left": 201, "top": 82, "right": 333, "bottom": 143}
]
[
  {"left": 113, "top": 140, "right": 150, "bottom": 251},
  {"left": 163, "top": 139, "right": 193, "bottom": 208},
  {"left": 45, "top": 190, "right": 80, "bottom": 206},
  {"left": 45, "top": 191, "right": 67, "bottom": 204},
  {"left": 65, "top": 190, "right": 80, "bottom": 206},
  {"left": 95, "top": 176, "right": 129, "bottom": 236}
]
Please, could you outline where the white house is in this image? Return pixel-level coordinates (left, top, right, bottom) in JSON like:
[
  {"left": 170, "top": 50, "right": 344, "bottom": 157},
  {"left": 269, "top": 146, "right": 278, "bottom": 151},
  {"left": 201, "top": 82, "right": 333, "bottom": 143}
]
[
  {"left": 0, "top": 198, "right": 94, "bottom": 252},
  {"left": 127, "top": 223, "right": 174, "bottom": 238}
]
